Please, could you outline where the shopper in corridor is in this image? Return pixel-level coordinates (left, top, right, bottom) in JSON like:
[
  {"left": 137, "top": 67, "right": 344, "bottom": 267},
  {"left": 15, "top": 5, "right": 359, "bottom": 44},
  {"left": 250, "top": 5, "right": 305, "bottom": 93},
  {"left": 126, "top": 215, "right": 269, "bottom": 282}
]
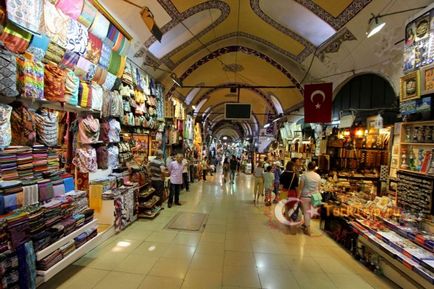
[
  {"left": 229, "top": 155, "right": 238, "bottom": 183},
  {"left": 168, "top": 153, "right": 184, "bottom": 208}
]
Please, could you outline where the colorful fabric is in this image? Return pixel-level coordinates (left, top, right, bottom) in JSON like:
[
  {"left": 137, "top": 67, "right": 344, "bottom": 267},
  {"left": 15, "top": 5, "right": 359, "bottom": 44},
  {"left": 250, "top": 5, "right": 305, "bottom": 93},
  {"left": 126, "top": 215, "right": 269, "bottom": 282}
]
[
  {"left": 78, "top": 81, "right": 92, "bottom": 108},
  {"left": 66, "top": 19, "right": 88, "bottom": 55},
  {"left": 93, "top": 66, "right": 107, "bottom": 85},
  {"left": 27, "top": 34, "right": 50, "bottom": 62},
  {"left": 6, "top": 0, "right": 43, "bottom": 33},
  {"left": 78, "top": 115, "right": 99, "bottom": 144},
  {"left": 41, "top": 0, "right": 69, "bottom": 48},
  {"left": 11, "top": 103, "right": 36, "bottom": 146},
  {"left": 77, "top": 0, "right": 96, "bottom": 28},
  {"left": 99, "top": 42, "right": 111, "bottom": 68},
  {"left": 75, "top": 56, "right": 96, "bottom": 81},
  {"left": 91, "top": 82, "right": 103, "bottom": 111},
  {"left": 0, "top": 21, "right": 31, "bottom": 54},
  {"left": 61, "top": 51, "right": 80, "bottom": 69},
  {"left": 118, "top": 39, "right": 130, "bottom": 56},
  {"left": 89, "top": 11, "right": 110, "bottom": 40},
  {"left": 44, "top": 63, "right": 66, "bottom": 102},
  {"left": 84, "top": 33, "right": 102, "bottom": 64},
  {"left": 108, "top": 51, "right": 122, "bottom": 75},
  {"left": 117, "top": 56, "right": 127, "bottom": 77},
  {"left": 43, "top": 41, "right": 66, "bottom": 64},
  {"left": 102, "top": 72, "right": 116, "bottom": 91},
  {"left": 0, "top": 48, "right": 19, "bottom": 97},
  {"left": 33, "top": 109, "right": 58, "bottom": 147},
  {"left": 65, "top": 70, "right": 79, "bottom": 106},
  {"left": 73, "top": 146, "right": 97, "bottom": 173},
  {"left": 16, "top": 56, "right": 44, "bottom": 100},
  {"left": 0, "top": 104, "right": 12, "bottom": 149},
  {"left": 56, "top": 0, "right": 84, "bottom": 20}
]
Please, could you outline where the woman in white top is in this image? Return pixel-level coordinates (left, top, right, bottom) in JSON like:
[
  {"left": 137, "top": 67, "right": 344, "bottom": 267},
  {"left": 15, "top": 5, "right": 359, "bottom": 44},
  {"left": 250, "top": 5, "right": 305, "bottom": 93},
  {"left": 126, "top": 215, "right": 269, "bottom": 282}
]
[
  {"left": 253, "top": 161, "right": 264, "bottom": 204},
  {"left": 298, "top": 161, "right": 321, "bottom": 235}
]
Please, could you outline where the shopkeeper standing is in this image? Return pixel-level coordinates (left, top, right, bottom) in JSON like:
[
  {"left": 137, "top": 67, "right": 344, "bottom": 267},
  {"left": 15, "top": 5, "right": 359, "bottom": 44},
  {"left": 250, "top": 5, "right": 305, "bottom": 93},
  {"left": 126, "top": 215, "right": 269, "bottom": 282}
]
[
  {"left": 150, "top": 150, "right": 166, "bottom": 207},
  {"left": 182, "top": 157, "right": 189, "bottom": 192},
  {"left": 168, "top": 153, "right": 184, "bottom": 208}
]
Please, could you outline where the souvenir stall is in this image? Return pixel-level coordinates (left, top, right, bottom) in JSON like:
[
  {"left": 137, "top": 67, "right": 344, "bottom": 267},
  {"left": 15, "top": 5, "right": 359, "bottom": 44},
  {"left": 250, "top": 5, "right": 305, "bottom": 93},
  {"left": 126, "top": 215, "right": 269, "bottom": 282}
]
[
  {"left": 319, "top": 7, "right": 434, "bottom": 289},
  {"left": 0, "top": 0, "right": 167, "bottom": 286}
]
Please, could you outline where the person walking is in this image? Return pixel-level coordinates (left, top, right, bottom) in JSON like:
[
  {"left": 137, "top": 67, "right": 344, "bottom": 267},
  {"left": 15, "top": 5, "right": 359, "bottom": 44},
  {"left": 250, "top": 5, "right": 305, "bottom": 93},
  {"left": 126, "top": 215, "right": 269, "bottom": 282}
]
[
  {"left": 223, "top": 158, "right": 230, "bottom": 183},
  {"left": 273, "top": 162, "right": 282, "bottom": 203},
  {"left": 201, "top": 157, "right": 208, "bottom": 181},
  {"left": 253, "top": 161, "right": 264, "bottom": 204},
  {"left": 182, "top": 156, "right": 189, "bottom": 192},
  {"left": 149, "top": 150, "right": 166, "bottom": 207},
  {"left": 229, "top": 155, "right": 237, "bottom": 183},
  {"left": 263, "top": 166, "right": 274, "bottom": 206},
  {"left": 298, "top": 162, "right": 321, "bottom": 236},
  {"left": 168, "top": 153, "right": 184, "bottom": 208}
]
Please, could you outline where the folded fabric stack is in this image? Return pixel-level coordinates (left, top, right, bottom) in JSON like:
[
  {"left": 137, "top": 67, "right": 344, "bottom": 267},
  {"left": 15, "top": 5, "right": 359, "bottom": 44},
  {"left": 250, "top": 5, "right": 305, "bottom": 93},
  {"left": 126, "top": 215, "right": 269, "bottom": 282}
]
[
  {"left": 74, "top": 231, "right": 87, "bottom": 248},
  {"left": 62, "top": 176, "right": 75, "bottom": 193},
  {"left": 0, "top": 220, "right": 9, "bottom": 253},
  {"left": 59, "top": 240, "right": 75, "bottom": 258},
  {"left": 65, "top": 190, "right": 88, "bottom": 214},
  {"left": 27, "top": 206, "right": 45, "bottom": 237},
  {"left": 59, "top": 197, "right": 75, "bottom": 219},
  {"left": 0, "top": 250, "right": 19, "bottom": 289},
  {"left": 31, "top": 231, "right": 51, "bottom": 252},
  {"left": 37, "top": 179, "right": 54, "bottom": 203},
  {"left": 37, "top": 249, "right": 62, "bottom": 271},
  {"left": 42, "top": 200, "right": 62, "bottom": 227},
  {"left": 86, "top": 227, "right": 97, "bottom": 241},
  {"left": 32, "top": 145, "right": 48, "bottom": 178},
  {"left": 16, "top": 241, "right": 36, "bottom": 289},
  {"left": 16, "top": 148, "right": 34, "bottom": 179},
  {"left": 0, "top": 181, "right": 23, "bottom": 214},
  {"left": 6, "top": 212, "right": 29, "bottom": 249},
  {"left": 73, "top": 214, "right": 85, "bottom": 228},
  {"left": 48, "top": 223, "right": 64, "bottom": 241},
  {"left": 59, "top": 218, "right": 76, "bottom": 236},
  {"left": 47, "top": 149, "right": 60, "bottom": 172},
  {"left": 82, "top": 208, "right": 94, "bottom": 224},
  {"left": 0, "top": 149, "right": 18, "bottom": 181},
  {"left": 52, "top": 177, "right": 65, "bottom": 198},
  {"left": 22, "top": 181, "right": 39, "bottom": 206}
]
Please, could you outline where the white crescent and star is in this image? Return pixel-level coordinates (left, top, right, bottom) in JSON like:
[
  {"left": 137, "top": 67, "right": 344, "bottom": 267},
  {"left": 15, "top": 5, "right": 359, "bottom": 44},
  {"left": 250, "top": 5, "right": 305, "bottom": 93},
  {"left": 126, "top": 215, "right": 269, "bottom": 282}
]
[{"left": 310, "top": 90, "right": 326, "bottom": 109}]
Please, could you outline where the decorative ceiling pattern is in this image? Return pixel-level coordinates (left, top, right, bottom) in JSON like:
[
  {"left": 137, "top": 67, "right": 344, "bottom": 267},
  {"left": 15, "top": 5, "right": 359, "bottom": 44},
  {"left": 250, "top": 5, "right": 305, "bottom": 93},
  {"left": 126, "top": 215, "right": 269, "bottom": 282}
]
[{"left": 165, "top": 45, "right": 303, "bottom": 99}]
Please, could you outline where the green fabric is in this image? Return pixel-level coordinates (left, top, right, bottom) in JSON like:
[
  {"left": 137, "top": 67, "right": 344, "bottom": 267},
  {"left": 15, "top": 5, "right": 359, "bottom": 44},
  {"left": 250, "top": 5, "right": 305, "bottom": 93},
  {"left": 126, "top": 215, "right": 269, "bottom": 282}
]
[
  {"left": 310, "top": 192, "right": 322, "bottom": 207},
  {"left": 108, "top": 51, "right": 121, "bottom": 75}
]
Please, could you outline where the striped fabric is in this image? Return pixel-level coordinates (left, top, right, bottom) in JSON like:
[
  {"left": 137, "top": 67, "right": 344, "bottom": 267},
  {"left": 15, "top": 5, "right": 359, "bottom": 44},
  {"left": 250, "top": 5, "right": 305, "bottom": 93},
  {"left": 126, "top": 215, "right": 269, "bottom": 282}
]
[{"left": 77, "top": 0, "right": 97, "bottom": 28}]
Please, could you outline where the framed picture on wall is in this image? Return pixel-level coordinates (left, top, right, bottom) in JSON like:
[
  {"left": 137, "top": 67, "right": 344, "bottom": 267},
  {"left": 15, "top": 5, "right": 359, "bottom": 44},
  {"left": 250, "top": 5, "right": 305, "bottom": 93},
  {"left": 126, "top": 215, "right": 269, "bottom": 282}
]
[
  {"left": 400, "top": 71, "right": 420, "bottom": 102},
  {"left": 421, "top": 64, "right": 434, "bottom": 95}
]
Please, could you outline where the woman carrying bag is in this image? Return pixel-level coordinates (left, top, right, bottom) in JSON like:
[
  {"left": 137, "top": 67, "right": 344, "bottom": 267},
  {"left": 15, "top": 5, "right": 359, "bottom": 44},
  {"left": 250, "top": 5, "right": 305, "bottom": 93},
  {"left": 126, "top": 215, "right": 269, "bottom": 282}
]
[
  {"left": 280, "top": 161, "right": 300, "bottom": 222},
  {"left": 298, "top": 161, "right": 321, "bottom": 236}
]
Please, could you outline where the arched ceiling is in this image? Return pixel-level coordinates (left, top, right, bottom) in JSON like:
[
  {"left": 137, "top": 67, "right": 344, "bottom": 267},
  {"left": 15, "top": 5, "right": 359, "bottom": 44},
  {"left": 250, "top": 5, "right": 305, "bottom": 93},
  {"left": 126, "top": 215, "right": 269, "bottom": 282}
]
[{"left": 100, "top": 0, "right": 433, "bottom": 137}]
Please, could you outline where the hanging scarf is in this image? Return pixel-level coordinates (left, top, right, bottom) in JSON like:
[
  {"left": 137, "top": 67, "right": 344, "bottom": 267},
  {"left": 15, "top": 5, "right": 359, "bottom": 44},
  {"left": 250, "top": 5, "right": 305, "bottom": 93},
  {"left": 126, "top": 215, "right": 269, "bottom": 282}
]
[
  {"left": 0, "top": 104, "right": 12, "bottom": 148},
  {"left": 27, "top": 34, "right": 50, "bottom": 62},
  {"left": 56, "top": 0, "right": 84, "bottom": 20},
  {"left": 84, "top": 33, "right": 102, "bottom": 64},
  {"left": 0, "top": 21, "right": 32, "bottom": 54},
  {"left": 78, "top": 115, "right": 100, "bottom": 144},
  {"left": 41, "top": 0, "right": 69, "bottom": 48},
  {"left": 77, "top": 0, "right": 97, "bottom": 28},
  {"left": 89, "top": 11, "right": 110, "bottom": 40},
  {"left": 44, "top": 63, "right": 66, "bottom": 102},
  {"left": 6, "top": 0, "right": 43, "bottom": 33},
  {"left": 65, "top": 70, "right": 79, "bottom": 106},
  {"left": 66, "top": 19, "right": 88, "bottom": 55}
]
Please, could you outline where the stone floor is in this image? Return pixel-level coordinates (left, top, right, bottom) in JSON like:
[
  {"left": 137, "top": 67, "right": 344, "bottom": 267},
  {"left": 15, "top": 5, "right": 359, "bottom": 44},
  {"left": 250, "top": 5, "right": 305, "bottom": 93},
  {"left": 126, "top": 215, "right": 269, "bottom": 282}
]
[{"left": 40, "top": 171, "right": 398, "bottom": 289}]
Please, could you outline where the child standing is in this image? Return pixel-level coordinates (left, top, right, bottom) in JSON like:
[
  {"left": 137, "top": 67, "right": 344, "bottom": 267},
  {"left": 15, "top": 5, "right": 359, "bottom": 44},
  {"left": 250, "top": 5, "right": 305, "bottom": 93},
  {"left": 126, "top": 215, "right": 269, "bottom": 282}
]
[{"left": 263, "top": 166, "right": 275, "bottom": 206}]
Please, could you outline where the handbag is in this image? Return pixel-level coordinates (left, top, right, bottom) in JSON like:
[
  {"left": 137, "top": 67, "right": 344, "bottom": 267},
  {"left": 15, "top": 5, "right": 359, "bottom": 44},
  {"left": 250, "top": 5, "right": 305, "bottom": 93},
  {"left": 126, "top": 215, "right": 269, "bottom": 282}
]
[{"left": 310, "top": 192, "right": 322, "bottom": 207}]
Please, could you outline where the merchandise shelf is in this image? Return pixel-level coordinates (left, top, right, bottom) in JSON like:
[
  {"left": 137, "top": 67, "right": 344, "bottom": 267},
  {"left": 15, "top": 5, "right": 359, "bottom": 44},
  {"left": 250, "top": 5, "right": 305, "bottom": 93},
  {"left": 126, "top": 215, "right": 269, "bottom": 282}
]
[
  {"left": 36, "top": 219, "right": 98, "bottom": 261},
  {"left": 36, "top": 225, "right": 115, "bottom": 284},
  {"left": 138, "top": 207, "right": 161, "bottom": 219}
]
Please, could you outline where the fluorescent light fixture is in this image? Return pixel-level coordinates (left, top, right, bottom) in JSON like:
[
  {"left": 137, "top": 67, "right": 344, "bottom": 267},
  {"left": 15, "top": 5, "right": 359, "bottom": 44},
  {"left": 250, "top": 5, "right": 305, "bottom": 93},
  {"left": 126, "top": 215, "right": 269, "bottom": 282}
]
[
  {"left": 264, "top": 123, "right": 271, "bottom": 128},
  {"left": 223, "top": 136, "right": 228, "bottom": 140},
  {"left": 366, "top": 15, "right": 385, "bottom": 38}
]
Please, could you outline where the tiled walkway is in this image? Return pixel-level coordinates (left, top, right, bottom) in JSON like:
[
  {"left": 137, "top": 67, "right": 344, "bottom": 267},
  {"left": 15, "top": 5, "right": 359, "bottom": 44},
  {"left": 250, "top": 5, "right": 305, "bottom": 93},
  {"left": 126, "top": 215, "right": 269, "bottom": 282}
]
[{"left": 41, "top": 172, "right": 397, "bottom": 289}]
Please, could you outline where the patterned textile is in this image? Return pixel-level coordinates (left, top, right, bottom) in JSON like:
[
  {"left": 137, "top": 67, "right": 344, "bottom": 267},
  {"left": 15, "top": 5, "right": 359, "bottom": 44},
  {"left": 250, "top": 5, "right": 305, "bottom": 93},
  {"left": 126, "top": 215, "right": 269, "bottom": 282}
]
[
  {"left": 110, "top": 91, "right": 123, "bottom": 117},
  {"left": 91, "top": 82, "right": 103, "bottom": 111},
  {"left": 93, "top": 66, "right": 107, "bottom": 85},
  {"left": 78, "top": 115, "right": 99, "bottom": 144},
  {"left": 89, "top": 11, "right": 110, "bottom": 40},
  {"left": 108, "top": 119, "right": 120, "bottom": 143},
  {"left": 44, "top": 63, "right": 66, "bottom": 102},
  {"left": 77, "top": 0, "right": 97, "bottom": 28},
  {"left": 66, "top": 19, "right": 88, "bottom": 55},
  {"left": 108, "top": 50, "right": 121, "bottom": 75},
  {"left": 43, "top": 41, "right": 66, "bottom": 64},
  {"left": 0, "top": 48, "right": 18, "bottom": 97},
  {"left": 102, "top": 72, "right": 116, "bottom": 91},
  {"left": 99, "top": 42, "right": 111, "bottom": 68},
  {"left": 0, "top": 104, "right": 12, "bottom": 149},
  {"left": 33, "top": 109, "right": 58, "bottom": 147},
  {"left": 107, "top": 144, "right": 119, "bottom": 168},
  {"left": 6, "top": 0, "right": 43, "bottom": 33},
  {"left": 0, "top": 21, "right": 31, "bottom": 53},
  {"left": 56, "top": 0, "right": 84, "bottom": 20},
  {"left": 75, "top": 56, "right": 96, "bottom": 81},
  {"left": 61, "top": 51, "right": 80, "bottom": 69},
  {"left": 16, "top": 56, "right": 44, "bottom": 100},
  {"left": 27, "top": 34, "right": 49, "bottom": 63},
  {"left": 73, "top": 146, "right": 97, "bottom": 173},
  {"left": 10, "top": 103, "right": 36, "bottom": 146},
  {"left": 84, "top": 33, "right": 102, "bottom": 64},
  {"left": 41, "top": 0, "right": 69, "bottom": 48},
  {"left": 96, "top": 146, "right": 108, "bottom": 170},
  {"left": 78, "top": 81, "right": 92, "bottom": 109},
  {"left": 65, "top": 70, "right": 79, "bottom": 106}
]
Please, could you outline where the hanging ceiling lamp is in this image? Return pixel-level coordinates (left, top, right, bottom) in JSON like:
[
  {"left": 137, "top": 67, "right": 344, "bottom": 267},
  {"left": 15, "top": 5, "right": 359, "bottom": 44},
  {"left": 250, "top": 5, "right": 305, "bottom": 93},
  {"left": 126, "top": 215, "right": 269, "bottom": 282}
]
[{"left": 366, "top": 14, "right": 386, "bottom": 38}]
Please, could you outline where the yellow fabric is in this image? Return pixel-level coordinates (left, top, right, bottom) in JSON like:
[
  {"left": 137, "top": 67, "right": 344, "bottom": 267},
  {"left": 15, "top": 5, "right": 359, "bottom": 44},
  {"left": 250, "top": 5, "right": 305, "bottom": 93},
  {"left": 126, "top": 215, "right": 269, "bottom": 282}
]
[{"left": 89, "top": 184, "right": 103, "bottom": 212}]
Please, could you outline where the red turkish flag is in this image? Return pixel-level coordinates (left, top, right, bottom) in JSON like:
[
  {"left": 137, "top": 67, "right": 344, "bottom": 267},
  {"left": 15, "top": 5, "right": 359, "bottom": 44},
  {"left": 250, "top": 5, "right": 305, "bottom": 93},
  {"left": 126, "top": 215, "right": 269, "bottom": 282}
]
[{"left": 303, "top": 83, "right": 333, "bottom": 123}]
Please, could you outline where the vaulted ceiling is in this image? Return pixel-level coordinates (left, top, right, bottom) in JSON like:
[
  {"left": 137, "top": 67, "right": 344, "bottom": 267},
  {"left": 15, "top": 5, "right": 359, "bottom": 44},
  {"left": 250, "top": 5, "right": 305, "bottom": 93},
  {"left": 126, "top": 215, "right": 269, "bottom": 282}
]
[{"left": 100, "top": 0, "right": 432, "bottom": 139}]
